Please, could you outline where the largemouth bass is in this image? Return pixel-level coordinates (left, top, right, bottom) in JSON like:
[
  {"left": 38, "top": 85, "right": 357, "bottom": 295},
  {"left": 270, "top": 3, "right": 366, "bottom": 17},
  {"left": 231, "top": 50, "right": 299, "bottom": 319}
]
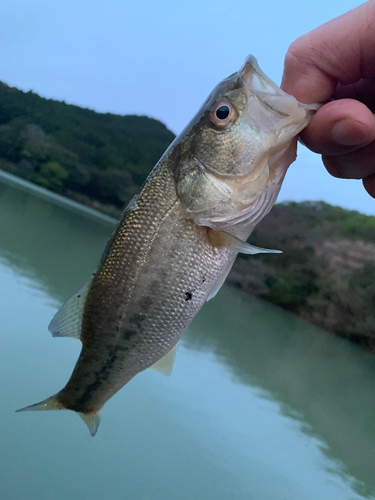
[{"left": 18, "top": 56, "right": 318, "bottom": 435}]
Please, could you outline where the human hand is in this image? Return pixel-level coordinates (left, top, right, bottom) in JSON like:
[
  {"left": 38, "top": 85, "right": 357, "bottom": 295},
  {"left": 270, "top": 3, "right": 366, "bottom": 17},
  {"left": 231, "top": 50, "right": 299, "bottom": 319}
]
[{"left": 281, "top": 0, "right": 375, "bottom": 198}]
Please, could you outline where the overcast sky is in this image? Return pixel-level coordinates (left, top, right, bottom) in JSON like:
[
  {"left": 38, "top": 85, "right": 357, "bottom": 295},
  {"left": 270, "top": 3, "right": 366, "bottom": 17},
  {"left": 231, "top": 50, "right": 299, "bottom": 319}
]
[{"left": 1, "top": 0, "right": 373, "bottom": 214}]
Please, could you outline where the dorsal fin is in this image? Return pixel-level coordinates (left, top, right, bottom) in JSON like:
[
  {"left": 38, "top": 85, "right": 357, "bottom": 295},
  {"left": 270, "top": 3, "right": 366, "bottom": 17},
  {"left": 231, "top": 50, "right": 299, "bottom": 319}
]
[
  {"left": 149, "top": 344, "right": 178, "bottom": 376},
  {"left": 48, "top": 278, "right": 93, "bottom": 340}
]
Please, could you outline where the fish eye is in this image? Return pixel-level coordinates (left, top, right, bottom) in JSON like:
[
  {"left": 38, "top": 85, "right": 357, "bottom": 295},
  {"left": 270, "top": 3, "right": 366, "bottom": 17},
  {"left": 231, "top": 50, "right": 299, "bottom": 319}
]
[
  {"left": 216, "top": 105, "right": 230, "bottom": 120},
  {"left": 209, "top": 101, "right": 235, "bottom": 127}
]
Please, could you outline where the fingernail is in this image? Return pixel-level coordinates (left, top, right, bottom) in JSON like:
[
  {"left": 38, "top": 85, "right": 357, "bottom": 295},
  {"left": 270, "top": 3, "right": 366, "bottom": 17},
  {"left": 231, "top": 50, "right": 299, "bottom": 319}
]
[{"left": 331, "top": 119, "right": 370, "bottom": 146}]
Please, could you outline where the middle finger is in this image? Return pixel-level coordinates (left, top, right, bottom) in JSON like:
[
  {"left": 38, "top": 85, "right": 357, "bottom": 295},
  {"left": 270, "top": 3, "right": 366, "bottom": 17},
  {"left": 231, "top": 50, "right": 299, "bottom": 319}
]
[{"left": 323, "top": 139, "right": 375, "bottom": 179}]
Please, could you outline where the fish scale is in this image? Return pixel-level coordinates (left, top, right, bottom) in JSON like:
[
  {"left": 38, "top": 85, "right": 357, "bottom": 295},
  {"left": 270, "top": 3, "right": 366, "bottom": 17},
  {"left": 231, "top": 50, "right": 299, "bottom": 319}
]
[
  {"left": 17, "top": 55, "right": 318, "bottom": 435},
  {"left": 57, "top": 158, "right": 234, "bottom": 414}
]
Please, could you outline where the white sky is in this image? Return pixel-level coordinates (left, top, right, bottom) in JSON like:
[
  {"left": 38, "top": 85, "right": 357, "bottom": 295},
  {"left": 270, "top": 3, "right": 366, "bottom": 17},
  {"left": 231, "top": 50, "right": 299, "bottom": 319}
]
[{"left": 1, "top": 0, "right": 373, "bottom": 214}]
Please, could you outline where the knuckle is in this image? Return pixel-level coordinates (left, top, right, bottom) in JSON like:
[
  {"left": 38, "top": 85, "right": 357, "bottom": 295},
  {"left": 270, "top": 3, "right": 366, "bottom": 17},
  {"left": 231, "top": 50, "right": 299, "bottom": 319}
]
[
  {"left": 284, "top": 34, "right": 325, "bottom": 77},
  {"left": 284, "top": 37, "right": 312, "bottom": 72}
]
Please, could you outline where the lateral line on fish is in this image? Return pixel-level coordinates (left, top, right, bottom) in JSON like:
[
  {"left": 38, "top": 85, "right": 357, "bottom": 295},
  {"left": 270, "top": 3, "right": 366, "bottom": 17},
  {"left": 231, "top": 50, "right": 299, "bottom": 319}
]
[
  {"left": 116, "top": 198, "right": 179, "bottom": 335},
  {"left": 138, "top": 199, "right": 179, "bottom": 270}
]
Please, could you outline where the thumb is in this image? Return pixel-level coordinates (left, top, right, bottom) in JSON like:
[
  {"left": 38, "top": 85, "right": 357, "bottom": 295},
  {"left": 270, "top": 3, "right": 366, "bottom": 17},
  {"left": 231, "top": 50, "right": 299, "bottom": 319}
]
[{"left": 300, "top": 98, "right": 375, "bottom": 156}]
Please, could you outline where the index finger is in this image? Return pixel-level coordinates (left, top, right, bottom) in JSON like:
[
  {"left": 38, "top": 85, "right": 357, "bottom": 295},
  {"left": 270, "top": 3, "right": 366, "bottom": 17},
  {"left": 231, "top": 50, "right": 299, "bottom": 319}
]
[{"left": 281, "top": 1, "right": 375, "bottom": 103}]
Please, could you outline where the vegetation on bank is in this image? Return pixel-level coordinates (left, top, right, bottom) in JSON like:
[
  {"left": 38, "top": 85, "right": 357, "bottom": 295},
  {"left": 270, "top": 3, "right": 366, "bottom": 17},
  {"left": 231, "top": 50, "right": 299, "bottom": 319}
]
[
  {"left": 229, "top": 201, "right": 375, "bottom": 349},
  {"left": 1, "top": 82, "right": 374, "bottom": 348},
  {"left": 0, "top": 81, "right": 175, "bottom": 214}
]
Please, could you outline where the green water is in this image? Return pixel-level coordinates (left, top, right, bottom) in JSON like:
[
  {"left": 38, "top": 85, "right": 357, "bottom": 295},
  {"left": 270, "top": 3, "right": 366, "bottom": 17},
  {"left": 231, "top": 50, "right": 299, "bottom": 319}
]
[{"left": 1, "top": 172, "right": 375, "bottom": 500}]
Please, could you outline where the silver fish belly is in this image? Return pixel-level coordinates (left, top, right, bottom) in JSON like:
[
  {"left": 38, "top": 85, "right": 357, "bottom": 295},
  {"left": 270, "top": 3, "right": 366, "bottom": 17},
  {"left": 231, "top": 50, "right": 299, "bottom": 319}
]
[{"left": 17, "top": 55, "right": 318, "bottom": 435}]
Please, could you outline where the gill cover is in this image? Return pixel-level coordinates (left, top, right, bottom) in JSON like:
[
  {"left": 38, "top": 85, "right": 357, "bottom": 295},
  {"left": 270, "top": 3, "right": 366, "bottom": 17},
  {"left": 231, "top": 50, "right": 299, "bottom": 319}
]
[{"left": 177, "top": 55, "right": 319, "bottom": 230}]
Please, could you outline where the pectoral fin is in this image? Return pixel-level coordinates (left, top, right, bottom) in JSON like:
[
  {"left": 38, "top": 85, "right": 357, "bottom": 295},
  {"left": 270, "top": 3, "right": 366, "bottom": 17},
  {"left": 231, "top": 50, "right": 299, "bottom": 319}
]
[
  {"left": 149, "top": 344, "right": 178, "bottom": 377},
  {"left": 207, "top": 258, "right": 236, "bottom": 301},
  {"left": 48, "top": 278, "right": 93, "bottom": 340},
  {"left": 208, "top": 230, "right": 281, "bottom": 255}
]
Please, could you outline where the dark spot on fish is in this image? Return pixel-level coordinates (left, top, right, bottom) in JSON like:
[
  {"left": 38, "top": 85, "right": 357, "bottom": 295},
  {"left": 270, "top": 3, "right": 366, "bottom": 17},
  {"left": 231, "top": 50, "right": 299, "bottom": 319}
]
[
  {"left": 149, "top": 280, "right": 160, "bottom": 295},
  {"left": 77, "top": 295, "right": 81, "bottom": 298},
  {"left": 140, "top": 296, "right": 153, "bottom": 312},
  {"left": 185, "top": 292, "right": 192, "bottom": 301},
  {"left": 123, "top": 329, "right": 137, "bottom": 340},
  {"left": 158, "top": 270, "right": 168, "bottom": 283},
  {"left": 107, "top": 344, "right": 128, "bottom": 354},
  {"left": 129, "top": 314, "right": 145, "bottom": 329},
  {"left": 202, "top": 276, "right": 206, "bottom": 283}
]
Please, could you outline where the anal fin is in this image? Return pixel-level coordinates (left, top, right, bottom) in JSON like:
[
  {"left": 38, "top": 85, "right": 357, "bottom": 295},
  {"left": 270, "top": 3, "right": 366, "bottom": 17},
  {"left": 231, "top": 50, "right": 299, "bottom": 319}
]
[{"left": 149, "top": 344, "right": 178, "bottom": 377}]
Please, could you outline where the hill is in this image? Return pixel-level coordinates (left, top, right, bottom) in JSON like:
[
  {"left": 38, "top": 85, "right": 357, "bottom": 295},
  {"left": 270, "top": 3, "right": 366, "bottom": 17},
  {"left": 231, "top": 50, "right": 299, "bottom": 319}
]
[
  {"left": 229, "top": 201, "right": 375, "bottom": 349},
  {"left": 0, "top": 82, "right": 175, "bottom": 215}
]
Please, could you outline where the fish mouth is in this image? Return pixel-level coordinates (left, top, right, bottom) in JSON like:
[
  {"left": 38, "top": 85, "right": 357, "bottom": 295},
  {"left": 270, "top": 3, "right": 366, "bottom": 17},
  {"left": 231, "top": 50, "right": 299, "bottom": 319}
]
[{"left": 239, "top": 54, "right": 320, "bottom": 124}]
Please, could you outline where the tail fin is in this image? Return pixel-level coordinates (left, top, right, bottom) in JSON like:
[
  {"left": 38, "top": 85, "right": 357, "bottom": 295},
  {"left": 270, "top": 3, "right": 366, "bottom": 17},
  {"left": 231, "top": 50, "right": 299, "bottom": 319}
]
[
  {"left": 78, "top": 409, "right": 103, "bottom": 436},
  {"left": 16, "top": 395, "right": 62, "bottom": 412},
  {"left": 16, "top": 396, "right": 102, "bottom": 436}
]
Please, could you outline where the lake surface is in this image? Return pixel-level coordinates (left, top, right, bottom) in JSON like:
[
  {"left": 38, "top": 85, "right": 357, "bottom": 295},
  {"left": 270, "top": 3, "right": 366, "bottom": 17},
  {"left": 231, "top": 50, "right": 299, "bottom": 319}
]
[{"left": 1, "top": 171, "right": 375, "bottom": 500}]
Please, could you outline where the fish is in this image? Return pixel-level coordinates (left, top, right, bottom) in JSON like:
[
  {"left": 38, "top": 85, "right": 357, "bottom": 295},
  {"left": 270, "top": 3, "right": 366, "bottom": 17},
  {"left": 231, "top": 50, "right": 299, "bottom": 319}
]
[{"left": 17, "top": 56, "right": 318, "bottom": 435}]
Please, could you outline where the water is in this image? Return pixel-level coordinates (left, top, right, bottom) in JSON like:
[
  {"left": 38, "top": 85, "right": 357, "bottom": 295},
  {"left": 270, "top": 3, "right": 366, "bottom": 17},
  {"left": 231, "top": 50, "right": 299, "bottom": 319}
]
[{"left": 1, "top": 171, "right": 375, "bottom": 500}]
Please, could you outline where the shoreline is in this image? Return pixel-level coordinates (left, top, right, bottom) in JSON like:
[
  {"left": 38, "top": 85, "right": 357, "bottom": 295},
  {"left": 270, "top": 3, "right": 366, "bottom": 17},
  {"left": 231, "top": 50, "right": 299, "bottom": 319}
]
[{"left": 2, "top": 169, "right": 374, "bottom": 351}]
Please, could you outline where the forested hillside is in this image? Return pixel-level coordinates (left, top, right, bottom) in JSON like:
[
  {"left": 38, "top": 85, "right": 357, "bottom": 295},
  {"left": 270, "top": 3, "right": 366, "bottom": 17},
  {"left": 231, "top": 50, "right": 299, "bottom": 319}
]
[
  {"left": 0, "top": 82, "right": 175, "bottom": 214},
  {"left": 229, "top": 202, "right": 375, "bottom": 349}
]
